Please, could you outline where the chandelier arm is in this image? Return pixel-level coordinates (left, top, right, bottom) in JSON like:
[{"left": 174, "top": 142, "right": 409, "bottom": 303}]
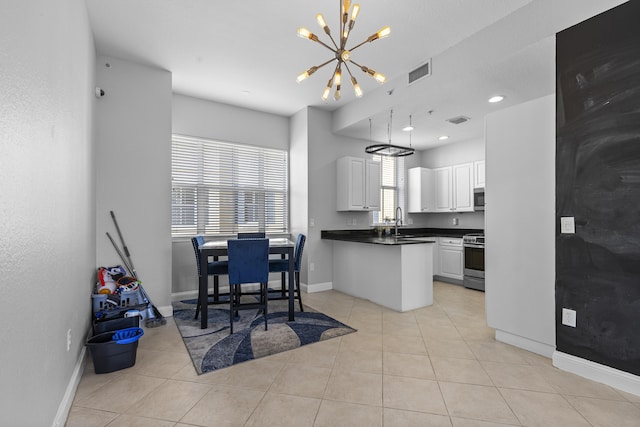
[
  {"left": 347, "top": 38, "right": 370, "bottom": 52},
  {"left": 314, "top": 57, "right": 338, "bottom": 72},
  {"left": 327, "top": 32, "right": 340, "bottom": 50},
  {"left": 349, "top": 59, "right": 368, "bottom": 71},
  {"left": 310, "top": 37, "right": 338, "bottom": 53},
  {"left": 343, "top": 62, "right": 356, "bottom": 79}
]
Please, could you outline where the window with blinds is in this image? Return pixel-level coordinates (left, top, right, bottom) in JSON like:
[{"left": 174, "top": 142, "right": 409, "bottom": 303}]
[
  {"left": 171, "top": 134, "right": 288, "bottom": 237},
  {"left": 373, "top": 155, "right": 405, "bottom": 223}
]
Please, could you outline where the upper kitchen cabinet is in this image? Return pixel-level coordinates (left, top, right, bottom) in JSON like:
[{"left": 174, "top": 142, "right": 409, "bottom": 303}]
[
  {"left": 453, "top": 163, "right": 474, "bottom": 211},
  {"left": 474, "top": 160, "right": 486, "bottom": 188},
  {"left": 408, "top": 167, "right": 435, "bottom": 213},
  {"left": 336, "top": 156, "right": 381, "bottom": 211},
  {"left": 434, "top": 163, "right": 474, "bottom": 212},
  {"left": 434, "top": 166, "right": 453, "bottom": 212}
]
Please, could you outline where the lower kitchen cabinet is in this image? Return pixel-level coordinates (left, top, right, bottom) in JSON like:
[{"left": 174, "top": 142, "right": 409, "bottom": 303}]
[{"left": 438, "top": 237, "right": 463, "bottom": 280}]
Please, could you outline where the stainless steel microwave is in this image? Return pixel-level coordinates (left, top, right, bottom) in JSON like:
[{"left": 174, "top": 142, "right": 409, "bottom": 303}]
[{"left": 474, "top": 188, "right": 485, "bottom": 211}]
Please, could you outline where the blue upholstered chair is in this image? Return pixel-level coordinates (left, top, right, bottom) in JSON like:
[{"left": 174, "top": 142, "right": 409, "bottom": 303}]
[
  {"left": 227, "top": 238, "right": 270, "bottom": 334},
  {"left": 269, "top": 233, "right": 306, "bottom": 312},
  {"left": 191, "top": 236, "right": 229, "bottom": 320}
]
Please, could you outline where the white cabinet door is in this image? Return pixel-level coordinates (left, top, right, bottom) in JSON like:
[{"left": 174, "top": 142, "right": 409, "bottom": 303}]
[
  {"left": 474, "top": 160, "right": 486, "bottom": 188},
  {"left": 434, "top": 166, "right": 453, "bottom": 212},
  {"left": 336, "top": 156, "right": 381, "bottom": 211},
  {"left": 438, "top": 237, "right": 463, "bottom": 280},
  {"left": 408, "top": 167, "right": 434, "bottom": 213},
  {"left": 365, "top": 159, "right": 381, "bottom": 210},
  {"left": 453, "top": 163, "right": 474, "bottom": 212}
]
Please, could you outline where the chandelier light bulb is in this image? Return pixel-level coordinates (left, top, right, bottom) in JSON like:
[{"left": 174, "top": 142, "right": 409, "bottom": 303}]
[
  {"left": 342, "top": 0, "right": 351, "bottom": 16},
  {"left": 316, "top": 14, "right": 331, "bottom": 35},
  {"left": 351, "top": 77, "right": 363, "bottom": 97},
  {"left": 297, "top": 27, "right": 316, "bottom": 41},
  {"left": 373, "top": 71, "right": 386, "bottom": 84},
  {"left": 316, "top": 14, "right": 327, "bottom": 28},
  {"left": 334, "top": 88, "right": 341, "bottom": 100},
  {"left": 296, "top": 66, "right": 318, "bottom": 83},
  {"left": 322, "top": 86, "right": 331, "bottom": 101},
  {"left": 334, "top": 68, "right": 342, "bottom": 86},
  {"left": 376, "top": 26, "right": 391, "bottom": 40},
  {"left": 350, "top": 4, "right": 360, "bottom": 23},
  {"left": 341, "top": 50, "right": 351, "bottom": 62}
]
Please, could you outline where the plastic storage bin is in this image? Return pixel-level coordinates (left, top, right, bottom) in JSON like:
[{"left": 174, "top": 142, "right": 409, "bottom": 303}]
[
  {"left": 86, "top": 327, "right": 144, "bottom": 374},
  {"left": 93, "top": 314, "right": 140, "bottom": 335},
  {"left": 92, "top": 289, "right": 143, "bottom": 313}
]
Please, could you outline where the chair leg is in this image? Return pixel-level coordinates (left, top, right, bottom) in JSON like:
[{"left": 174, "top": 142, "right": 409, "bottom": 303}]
[
  {"left": 263, "top": 282, "right": 268, "bottom": 331},
  {"left": 229, "top": 284, "right": 234, "bottom": 334},
  {"left": 195, "top": 274, "right": 204, "bottom": 320},
  {"left": 295, "top": 272, "right": 304, "bottom": 312}
]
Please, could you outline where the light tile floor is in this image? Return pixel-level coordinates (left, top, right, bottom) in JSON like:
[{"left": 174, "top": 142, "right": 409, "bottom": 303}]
[{"left": 67, "top": 282, "right": 640, "bottom": 427}]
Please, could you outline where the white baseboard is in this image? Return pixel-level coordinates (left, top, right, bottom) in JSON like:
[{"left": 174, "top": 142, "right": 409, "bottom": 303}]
[
  {"left": 52, "top": 347, "right": 86, "bottom": 427},
  {"left": 495, "top": 329, "right": 555, "bottom": 358},
  {"left": 553, "top": 351, "right": 640, "bottom": 397},
  {"left": 157, "top": 305, "right": 173, "bottom": 317},
  {"left": 303, "top": 281, "right": 333, "bottom": 293}
]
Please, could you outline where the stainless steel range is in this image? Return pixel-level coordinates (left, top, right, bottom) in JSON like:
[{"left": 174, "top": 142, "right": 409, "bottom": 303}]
[{"left": 463, "top": 233, "right": 485, "bottom": 291}]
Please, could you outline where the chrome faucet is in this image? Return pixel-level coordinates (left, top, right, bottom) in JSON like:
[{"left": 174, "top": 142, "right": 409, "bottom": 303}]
[{"left": 395, "top": 206, "right": 403, "bottom": 236}]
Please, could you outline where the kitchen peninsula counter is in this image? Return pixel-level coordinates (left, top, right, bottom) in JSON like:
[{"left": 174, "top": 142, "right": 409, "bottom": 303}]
[
  {"left": 321, "top": 227, "right": 482, "bottom": 242},
  {"left": 322, "top": 229, "right": 444, "bottom": 312}
]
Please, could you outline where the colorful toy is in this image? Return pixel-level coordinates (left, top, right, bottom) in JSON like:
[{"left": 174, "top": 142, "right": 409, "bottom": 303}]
[{"left": 97, "top": 265, "right": 127, "bottom": 294}]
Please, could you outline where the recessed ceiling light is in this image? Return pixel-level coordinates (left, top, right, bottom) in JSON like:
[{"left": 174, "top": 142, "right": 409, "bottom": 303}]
[
  {"left": 438, "top": 135, "right": 449, "bottom": 141},
  {"left": 240, "top": 90, "right": 251, "bottom": 96},
  {"left": 488, "top": 95, "right": 505, "bottom": 103},
  {"left": 402, "top": 126, "right": 414, "bottom": 132}
]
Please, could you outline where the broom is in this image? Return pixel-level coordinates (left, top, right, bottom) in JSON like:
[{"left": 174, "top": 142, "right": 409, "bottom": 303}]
[{"left": 107, "top": 211, "right": 166, "bottom": 327}]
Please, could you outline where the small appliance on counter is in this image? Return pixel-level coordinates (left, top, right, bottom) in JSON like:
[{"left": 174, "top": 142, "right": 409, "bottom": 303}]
[{"left": 463, "top": 233, "right": 485, "bottom": 291}]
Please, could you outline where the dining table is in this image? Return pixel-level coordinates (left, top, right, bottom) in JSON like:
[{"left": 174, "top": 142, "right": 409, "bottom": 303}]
[{"left": 198, "top": 237, "right": 296, "bottom": 329}]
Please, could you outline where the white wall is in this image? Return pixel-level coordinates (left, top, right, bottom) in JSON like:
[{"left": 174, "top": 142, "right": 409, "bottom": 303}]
[
  {"left": 420, "top": 138, "right": 485, "bottom": 169},
  {"left": 172, "top": 93, "right": 289, "bottom": 150},
  {"left": 485, "top": 95, "right": 556, "bottom": 356},
  {"left": 0, "top": 0, "right": 96, "bottom": 425},
  {"left": 289, "top": 108, "right": 309, "bottom": 284},
  {"left": 171, "top": 94, "right": 290, "bottom": 295},
  {"left": 306, "top": 107, "right": 384, "bottom": 286},
  {"left": 95, "top": 57, "right": 173, "bottom": 313}
]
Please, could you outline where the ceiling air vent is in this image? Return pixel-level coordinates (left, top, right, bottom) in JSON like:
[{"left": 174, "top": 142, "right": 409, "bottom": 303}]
[
  {"left": 446, "top": 115, "right": 471, "bottom": 125},
  {"left": 408, "top": 59, "right": 432, "bottom": 85}
]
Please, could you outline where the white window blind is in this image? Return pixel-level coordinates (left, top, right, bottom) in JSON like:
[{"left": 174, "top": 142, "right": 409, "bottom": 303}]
[
  {"left": 373, "top": 155, "right": 404, "bottom": 223},
  {"left": 171, "top": 134, "right": 288, "bottom": 237}
]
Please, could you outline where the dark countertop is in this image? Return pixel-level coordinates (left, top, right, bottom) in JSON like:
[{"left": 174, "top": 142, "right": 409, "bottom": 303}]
[{"left": 321, "top": 227, "right": 483, "bottom": 245}]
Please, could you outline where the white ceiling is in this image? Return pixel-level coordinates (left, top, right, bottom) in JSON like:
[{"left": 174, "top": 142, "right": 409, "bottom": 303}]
[{"left": 86, "top": 0, "right": 560, "bottom": 150}]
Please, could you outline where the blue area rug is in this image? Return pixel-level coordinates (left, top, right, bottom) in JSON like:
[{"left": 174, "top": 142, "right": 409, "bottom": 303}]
[{"left": 172, "top": 297, "right": 356, "bottom": 375}]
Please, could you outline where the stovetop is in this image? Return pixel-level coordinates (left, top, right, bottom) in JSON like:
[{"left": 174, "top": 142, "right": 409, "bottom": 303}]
[{"left": 463, "top": 233, "right": 485, "bottom": 245}]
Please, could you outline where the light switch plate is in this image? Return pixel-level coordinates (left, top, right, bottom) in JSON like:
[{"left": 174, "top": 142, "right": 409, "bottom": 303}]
[
  {"left": 562, "top": 308, "right": 577, "bottom": 327},
  {"left": 561, "top": 217, "right": 575, "bottom": 234}
]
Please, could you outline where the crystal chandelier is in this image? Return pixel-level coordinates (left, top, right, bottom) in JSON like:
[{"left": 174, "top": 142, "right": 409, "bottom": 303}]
[{"left": 296, "top": 0, "right": 391, "bottom": 101}]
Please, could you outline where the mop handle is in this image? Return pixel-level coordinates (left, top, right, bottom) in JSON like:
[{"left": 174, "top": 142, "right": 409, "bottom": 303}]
[
  {"left": 106, "top": 232, "right": 133, "bottom": 275},
  {"left": 110, "top": 210, "right": 137, "bottom": 279}
]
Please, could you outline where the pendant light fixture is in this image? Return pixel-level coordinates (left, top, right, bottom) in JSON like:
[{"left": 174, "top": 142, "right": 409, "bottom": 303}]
[
  {"left": 296, "top": 0, "right": 391, "bottom": 101},
  {"left": 365, "top": 110, "right": 415, "bottom": 157}
]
